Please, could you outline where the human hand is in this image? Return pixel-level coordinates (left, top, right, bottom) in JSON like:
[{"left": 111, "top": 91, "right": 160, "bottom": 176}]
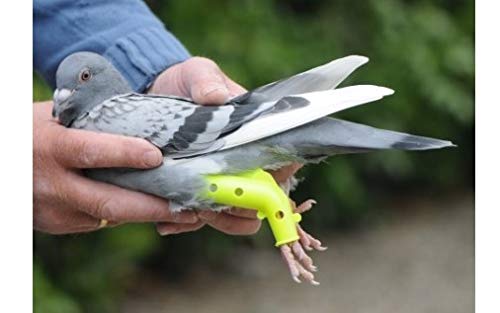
[
  {"left": 149, "top": 57, "right": 301, "bottom": 236},
  {"left": 33, "top": 101, "right": 202, "bottom": 234}
]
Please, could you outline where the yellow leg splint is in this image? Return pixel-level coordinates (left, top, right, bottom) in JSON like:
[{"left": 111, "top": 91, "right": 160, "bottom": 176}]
[{"left": 203, "top": 168, "right": 301, "bottom": 246}]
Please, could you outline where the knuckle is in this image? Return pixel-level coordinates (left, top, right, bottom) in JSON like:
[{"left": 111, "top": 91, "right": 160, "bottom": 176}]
[
  {"left": 136, "top": 197, "right": 170, "bottom": 222},
  {"left": 42, "top": 174, "right": 72, "bottom": 205},
  {"left": 93, "top": 196, "right": 114, "bottom": 220},
  {"left": 189, "top": 56, "right": 218, "bottom": 68},
  {"left": 52, "top": 133, "right": 86, "bottom": 166},
  {"left": 76, "top": 139, "right": 99, "bottom": 167},
  {"left": 51, "top": 132, "right": 70, "bottom": 159},
  {"left": 33, "top": 174, "right": 57, "bottom": 201},
  {"left": 150, "top": 205, "right": 170, "bottom": 221},
  {"left": 53, "top": 131, "right": 103, "bottom": 168},
  {"left": 33, "top": 204, "right": 67, "bottom": 234}
]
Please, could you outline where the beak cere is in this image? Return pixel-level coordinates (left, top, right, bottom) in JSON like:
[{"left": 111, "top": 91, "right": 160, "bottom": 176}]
[
  {"left": 53, "top": 88, "right": 73, "bottom": 105},
  {"left": 52, "top": 88, "right": 73, "bottom": 117}
]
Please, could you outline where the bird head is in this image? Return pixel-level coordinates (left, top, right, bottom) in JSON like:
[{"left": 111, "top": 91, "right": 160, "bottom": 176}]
[{"left": 53, "top": 51, "right": 132, "bottom": 126}]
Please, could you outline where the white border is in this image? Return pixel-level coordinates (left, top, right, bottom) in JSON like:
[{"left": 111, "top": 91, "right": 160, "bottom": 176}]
[
  {"left": 0, "top": 1, "right": 493, "bottom": 312},
  {"left": 476, "top": 0, "right": 500, "bottom": 312},
  {"left": 0, "top": 1, "right": 33, "bottom": 312}
]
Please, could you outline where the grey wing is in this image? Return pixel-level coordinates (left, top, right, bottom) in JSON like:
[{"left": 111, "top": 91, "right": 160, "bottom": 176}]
[
  {"left": 72, "top": 93, "right": 273, "bottom": 158},
  {"left": 232, "top": 55, "right": 369, "bottom": 105}
]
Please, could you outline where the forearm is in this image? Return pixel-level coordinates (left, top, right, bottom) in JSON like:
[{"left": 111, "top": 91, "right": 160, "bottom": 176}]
[{"left": 34, "top": 0, "right": 190, "bottom": 92}]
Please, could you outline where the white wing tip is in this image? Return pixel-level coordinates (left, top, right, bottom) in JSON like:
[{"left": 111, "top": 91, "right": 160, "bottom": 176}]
[
  {"left": 347, "top": 55, "right": 370, "bottom": 65},
  {"left": 323, "top": 55, "right": 369, "bottom": 68},
  {"left": 378, "top": 86, "right": 395, "bottom": 96},
  {"left": 341, "top": 85, "right": 394, "bottom": 97}
]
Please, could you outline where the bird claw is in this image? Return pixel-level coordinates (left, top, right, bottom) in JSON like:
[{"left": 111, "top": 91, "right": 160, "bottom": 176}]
[
  {"left": 290, "top": 198, "right": 317, "bottom": 214},
  {"left": 297, "top": 224, "right": 328, "bottom": 252},
  {"left": 280, "top": 243, "right": 321, "bottom": 285},
  {"left": 279, "top": 199, "right": 325, "bottom": 285}
]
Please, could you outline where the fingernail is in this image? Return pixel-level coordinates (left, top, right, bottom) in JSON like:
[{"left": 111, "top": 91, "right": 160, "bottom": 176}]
[
  {"left": 198, "top": 211, "right": 217, "bottom": 222},
  {"left": 143, "top": 150, "right": 162, "bottom": 167},
  {"left": 159, "top": 227, "right": 176, "bottom": 236},
  {"left": 174, "top": 212, "right": 199, "bottom": 223},
  {"left": 202, "top": 85, "right": 226, "bottom": 97}
]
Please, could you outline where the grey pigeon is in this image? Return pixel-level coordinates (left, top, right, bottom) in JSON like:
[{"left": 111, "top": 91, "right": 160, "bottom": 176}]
[{"left": 53, "top": 52, "right": 454, "bottom": 284}]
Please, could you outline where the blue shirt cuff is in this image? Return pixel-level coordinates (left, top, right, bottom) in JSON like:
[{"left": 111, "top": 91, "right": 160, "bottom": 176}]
[{"left": 103, "top": 26, "right": 191, "bottom": 92}]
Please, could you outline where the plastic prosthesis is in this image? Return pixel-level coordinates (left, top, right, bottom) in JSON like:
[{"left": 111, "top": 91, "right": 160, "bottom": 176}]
[{"left": 202, "top": 168, "right": 302, "bottom": 246}]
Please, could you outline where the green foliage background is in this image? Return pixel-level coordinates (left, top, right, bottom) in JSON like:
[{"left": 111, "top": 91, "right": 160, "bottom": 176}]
[{"left": 33, "top": 0, "right": 474, "bottom": 312}]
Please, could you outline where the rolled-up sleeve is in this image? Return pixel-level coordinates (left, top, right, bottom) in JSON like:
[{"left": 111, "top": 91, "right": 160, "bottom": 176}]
[{"left": 34, "top": 0, "right": 191, "bottom": 92}]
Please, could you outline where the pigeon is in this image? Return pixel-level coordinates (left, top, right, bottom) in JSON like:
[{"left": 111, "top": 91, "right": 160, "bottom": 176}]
[{"left": 52, "top": 52, "right": 454, "bottom": 285}]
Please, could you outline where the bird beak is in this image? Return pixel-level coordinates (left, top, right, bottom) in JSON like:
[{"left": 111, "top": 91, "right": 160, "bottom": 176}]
[{"left": 52, "top": 88, "right": 73, "bottom": 117}]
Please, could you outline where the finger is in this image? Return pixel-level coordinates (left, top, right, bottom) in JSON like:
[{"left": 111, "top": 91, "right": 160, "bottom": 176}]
[
  {"left": 53, "top": 127, "right": 163, "bottom": 169},
  {"left": 198, "top": 211, "right": 261, "bottom": 235},
  {"left": 156, "top": 220, "right": 206, "bottom": 236},
  {"left": 269, "top": 163, "right": 303, "bottom": 183},
  {"left": 34, "top": 206, "right": 102, "bottom": 235},
  {"left": 184, "top": 57, "right": 231, "bottom": 105},
  {"left": 225, "top": 207, "right": 258, "bottom": 219},
  {"left": 65, "top": 172, "right": 199, "bottom": 224}
]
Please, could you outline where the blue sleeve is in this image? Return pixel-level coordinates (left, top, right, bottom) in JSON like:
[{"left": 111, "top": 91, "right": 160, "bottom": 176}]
[{"left": 34, "top": 0, "right": 191, "bottom": 92}]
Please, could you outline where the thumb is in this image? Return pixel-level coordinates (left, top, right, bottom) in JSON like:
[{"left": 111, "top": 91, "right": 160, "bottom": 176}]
[
  {"left": 192, "top": 80, "right": 229, "bottom": 105},
  {"left": 53, "top": 127, "right": 163, "bottom": 169},
  {"left": 184, "top": 57, "right": 231, "bottom": 105}
]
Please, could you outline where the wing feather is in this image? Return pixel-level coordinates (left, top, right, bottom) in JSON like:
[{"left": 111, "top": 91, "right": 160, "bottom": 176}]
[
  {"left": 71, "top": 57, "right": 393, "bottom": 159},
  {"left": 220, "top": 85, "right": 395, "bottom": 150},
  {"left": 72, "top": 93, "right": 272, "bottom": 157},
  {"left": 232, "top": 55, "right": 369, "bottom": 104}
]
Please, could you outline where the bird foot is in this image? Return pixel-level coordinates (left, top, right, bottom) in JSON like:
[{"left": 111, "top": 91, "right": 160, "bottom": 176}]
[
  {"left": 292, "top": 198, "right": 317, "bottom": 214},
  {"left": 280, "top": 199, "right": 327, "bottom": 285}
]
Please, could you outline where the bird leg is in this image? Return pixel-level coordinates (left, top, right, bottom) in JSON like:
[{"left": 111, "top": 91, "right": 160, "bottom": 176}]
[{"left": 279, "top": 199, "right": 327, "bottom": 285}]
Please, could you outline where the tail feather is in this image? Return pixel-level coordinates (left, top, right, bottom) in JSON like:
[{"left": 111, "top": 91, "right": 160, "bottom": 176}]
[{"left": 265, "top": 117, "right": 455, "bottom": 158}]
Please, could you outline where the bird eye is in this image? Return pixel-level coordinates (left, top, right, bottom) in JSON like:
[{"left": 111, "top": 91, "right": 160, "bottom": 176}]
[{"left": 79, "top": 69, "right": 92, "bottom": 82}]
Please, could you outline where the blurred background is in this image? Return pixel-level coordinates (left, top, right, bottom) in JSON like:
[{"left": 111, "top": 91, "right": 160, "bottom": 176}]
[{"left": 33, "top": 0, "right": 474, "bottom": 312}]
